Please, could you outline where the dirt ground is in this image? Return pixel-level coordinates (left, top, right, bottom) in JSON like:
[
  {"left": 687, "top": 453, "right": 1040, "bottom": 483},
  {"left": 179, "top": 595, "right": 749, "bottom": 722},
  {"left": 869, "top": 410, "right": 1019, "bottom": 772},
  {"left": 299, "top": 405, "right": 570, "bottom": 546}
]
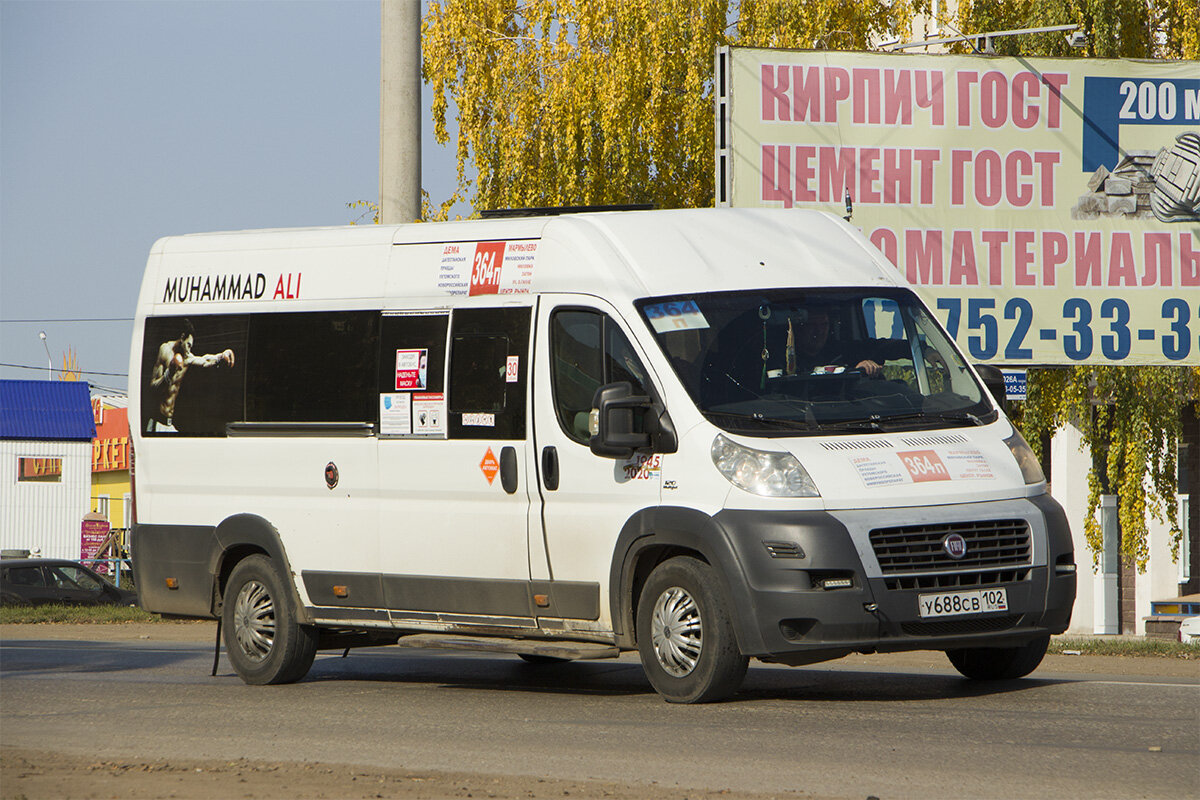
[
  {"left": 1, "top": 747, "right": 811, "bottom": 800},
  {"left": 3, "top": 623, "right": 1196, "bottom": 799}
]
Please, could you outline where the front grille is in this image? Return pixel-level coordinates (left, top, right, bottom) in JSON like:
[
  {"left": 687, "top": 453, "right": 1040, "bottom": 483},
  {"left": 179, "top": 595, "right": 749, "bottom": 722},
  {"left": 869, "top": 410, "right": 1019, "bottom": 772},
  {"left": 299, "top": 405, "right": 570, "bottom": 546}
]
[
  {"left": 870, "top": 519, "right": 1031, "bottom": 576},
  {"left": 885, "top": 568, "right": 1030, "bottom": 592},
  {"left": 900, "top": 614, "right": 1022, "bottom": 637}
]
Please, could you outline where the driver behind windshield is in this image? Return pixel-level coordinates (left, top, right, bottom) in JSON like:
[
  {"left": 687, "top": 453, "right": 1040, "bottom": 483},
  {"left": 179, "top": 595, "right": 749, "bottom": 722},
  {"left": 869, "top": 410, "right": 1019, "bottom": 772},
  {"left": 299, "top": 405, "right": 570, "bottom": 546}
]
[{"left": 788, "top": 307, "right": 907, "bottom": 377}]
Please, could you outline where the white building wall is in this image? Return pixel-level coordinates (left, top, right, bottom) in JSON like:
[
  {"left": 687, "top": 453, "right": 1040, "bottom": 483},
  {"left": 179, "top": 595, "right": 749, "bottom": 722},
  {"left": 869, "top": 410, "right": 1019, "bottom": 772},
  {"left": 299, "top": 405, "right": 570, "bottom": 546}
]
[
  {"left": 1137, "top": 511, "right": 1183, "bottom": 635},
  {"left": 0, "top": 439, "right": 91, "bottom": 559},
  {"left": 1050, "top": 421, "right": 1096, "bottom": 634},
  {"left": 1052, "top": 420, "right": 1184, "bottom": 635}
]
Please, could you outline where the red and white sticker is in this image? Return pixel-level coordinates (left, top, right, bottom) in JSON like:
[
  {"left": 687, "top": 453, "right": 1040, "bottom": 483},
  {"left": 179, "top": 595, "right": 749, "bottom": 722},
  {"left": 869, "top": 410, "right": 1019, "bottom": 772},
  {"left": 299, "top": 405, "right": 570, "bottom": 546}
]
[
  {"left": 437, "top": 241, "right": 537, "bottom": 297},
  {"left": 469, "top": 241, "right": 506, "bottom": 296},
  {"left": 850, "top": 447, "right": 994, "bottom": 488},
  {"left": 898, "top": 450, "right": 950, "bottom": 483},
  {"left": 622, "top": 453, "right": 662, "bottom": 481},
  {"left": 394, "top": 349, "right": 427, "bottom": 390},
  {"left": 506, "top": 355, "right": 520, "bottom": 383}
]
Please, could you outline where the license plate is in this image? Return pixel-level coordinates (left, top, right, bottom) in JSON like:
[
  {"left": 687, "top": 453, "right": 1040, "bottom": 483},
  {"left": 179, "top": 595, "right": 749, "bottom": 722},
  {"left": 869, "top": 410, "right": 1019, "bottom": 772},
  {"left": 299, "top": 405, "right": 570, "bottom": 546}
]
[{"left": 918, "top": 588, "right": 1009, "bottom": 618}]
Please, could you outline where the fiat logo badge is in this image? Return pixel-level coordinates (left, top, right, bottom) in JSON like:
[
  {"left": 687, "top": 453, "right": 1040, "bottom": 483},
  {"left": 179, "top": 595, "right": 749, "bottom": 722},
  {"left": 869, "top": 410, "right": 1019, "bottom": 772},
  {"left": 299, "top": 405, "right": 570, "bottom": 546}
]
[
  {"left": 943, "top": 533, "right": 967, "bottom": 559},
  {"left": 324, "top": 462, "right": 339, "bottom": 490}
]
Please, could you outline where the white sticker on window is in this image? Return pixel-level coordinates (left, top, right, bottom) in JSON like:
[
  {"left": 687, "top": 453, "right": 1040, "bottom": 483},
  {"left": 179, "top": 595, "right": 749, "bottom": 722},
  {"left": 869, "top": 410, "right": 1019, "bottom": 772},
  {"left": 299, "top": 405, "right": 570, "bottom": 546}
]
[
  {"left": 380, "top": 393, "right": 412, "bottom": 436},
  {"left": 462, "top": 413, "right": 496, "bottom": 427},
  {"left": 412, "top": 393, "right": 446, "bottom": 436},
  {"left": 644, "top": 300, "right": 710, "bottom": 333}
]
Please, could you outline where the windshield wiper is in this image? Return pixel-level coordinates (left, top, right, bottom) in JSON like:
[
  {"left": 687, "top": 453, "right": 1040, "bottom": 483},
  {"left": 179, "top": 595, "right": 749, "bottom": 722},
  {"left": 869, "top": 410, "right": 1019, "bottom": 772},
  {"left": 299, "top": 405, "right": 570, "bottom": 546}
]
[
  {"left": 814, "top": 415, "right": 886, "bottom": 432},
  {"left": 703, "top": 410, "right": 817, "bottom": 431},
  {"left": 875, "top": 410, "right": 986, "bottom": 427}
]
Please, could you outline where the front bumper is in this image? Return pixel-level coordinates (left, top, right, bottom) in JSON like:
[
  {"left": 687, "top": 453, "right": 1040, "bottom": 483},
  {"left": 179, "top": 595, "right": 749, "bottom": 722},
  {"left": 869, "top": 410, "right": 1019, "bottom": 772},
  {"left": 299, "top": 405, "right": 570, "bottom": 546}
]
[{"left": 712, "top": 495, "right": 1076, "bottom": 662}]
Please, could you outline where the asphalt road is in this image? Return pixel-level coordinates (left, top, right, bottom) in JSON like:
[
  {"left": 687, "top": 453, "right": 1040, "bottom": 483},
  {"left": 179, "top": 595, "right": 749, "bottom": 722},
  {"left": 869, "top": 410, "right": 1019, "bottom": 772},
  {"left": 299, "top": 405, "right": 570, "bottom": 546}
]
[{"left": 1, "top": 632, "right": 1197, "bottom": 799}]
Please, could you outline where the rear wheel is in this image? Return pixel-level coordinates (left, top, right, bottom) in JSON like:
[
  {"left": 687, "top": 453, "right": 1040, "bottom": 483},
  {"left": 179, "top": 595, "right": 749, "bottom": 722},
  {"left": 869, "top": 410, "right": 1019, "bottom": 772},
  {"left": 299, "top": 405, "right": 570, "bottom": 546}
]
[
  {"left": 636, "top": 556, "right": 748, "bottom": 703},
  {"left": 945, "top": 635, "right": 1049, "bottom": 680},
  {"left": 222, "top": 555, "right": 316, "bottom": 685}
]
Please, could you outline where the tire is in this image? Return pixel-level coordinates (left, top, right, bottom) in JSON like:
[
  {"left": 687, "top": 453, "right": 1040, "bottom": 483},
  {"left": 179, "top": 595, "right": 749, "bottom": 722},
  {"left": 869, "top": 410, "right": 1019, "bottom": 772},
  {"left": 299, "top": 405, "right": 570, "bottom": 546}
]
[
  {"left": 636, "top": 556, "right": 748, "bottom": 703},
  {"left": 945, "top": 634, "right": 1049, "bottom": 680},
  {"left": 222, "top": 554, "right": 317, "bottom": 685}
]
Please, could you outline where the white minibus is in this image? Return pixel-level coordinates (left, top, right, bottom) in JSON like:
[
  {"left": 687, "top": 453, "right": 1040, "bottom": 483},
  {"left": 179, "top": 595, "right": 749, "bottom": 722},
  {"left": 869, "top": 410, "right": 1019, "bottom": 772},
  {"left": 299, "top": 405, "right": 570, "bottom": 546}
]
[{"left": 129, "top": 208, "right": 1076, "bottom": 702}]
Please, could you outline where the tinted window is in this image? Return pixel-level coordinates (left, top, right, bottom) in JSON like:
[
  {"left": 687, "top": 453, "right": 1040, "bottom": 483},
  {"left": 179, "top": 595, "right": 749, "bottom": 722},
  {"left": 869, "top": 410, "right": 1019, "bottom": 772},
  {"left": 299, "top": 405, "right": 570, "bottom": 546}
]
[
  {"left": 448, "top": 307, "right": 531, "bottom": 440},
  {"left": 378, "top": 314, "right": 449, "bottom": 394},
  {"left": 246, "top": 312, "right": 378, "bottom": 423},
  {"left": 51, "top": 566, "right": 103, "bottom": 592},
  {"left": 550, "top": 309, "right": 650, "bottom": 444},
  {"left": 638, "top": 289, "right": 991, "bottom": 435},
  {"left": 5, "top": 567, "right": 46, "bottom": 588},
  {"left": 140, "top": 315, "right": 247, "bottom": 436},
  {"left": 142, "top": 311, "right": 380, "bottom": 435}
]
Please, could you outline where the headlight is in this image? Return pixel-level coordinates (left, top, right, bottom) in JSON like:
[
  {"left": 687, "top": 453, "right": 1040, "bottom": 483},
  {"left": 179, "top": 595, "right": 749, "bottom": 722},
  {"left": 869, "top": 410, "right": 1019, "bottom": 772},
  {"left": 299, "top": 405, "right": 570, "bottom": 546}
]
[
  {"left": 1003, "top": 428, "right": 1045, "bottom": 485},
  {"left": 711, "top": 434, "right": 819, "bottom": 497}
]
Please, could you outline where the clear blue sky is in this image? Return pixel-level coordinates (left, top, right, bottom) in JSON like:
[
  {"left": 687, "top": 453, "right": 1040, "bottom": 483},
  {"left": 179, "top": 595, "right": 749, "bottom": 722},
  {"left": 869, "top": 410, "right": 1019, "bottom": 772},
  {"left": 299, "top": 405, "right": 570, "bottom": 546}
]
[{"left": 1, "top": 0, "right": 460, "bottom": 394}]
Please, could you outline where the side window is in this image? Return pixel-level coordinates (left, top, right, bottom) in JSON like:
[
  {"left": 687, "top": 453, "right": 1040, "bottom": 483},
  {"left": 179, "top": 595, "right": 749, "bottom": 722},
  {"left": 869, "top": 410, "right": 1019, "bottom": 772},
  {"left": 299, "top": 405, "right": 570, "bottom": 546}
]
[
  {"left": 448, "top": 307, "right": 531, "bottom": 440},
  {"left": 550, "top": 309, "right": 650, "bottom": 444},
  {"left": 378, "top": 313, "right": 449, "bottom": 438},
  {"left": 140, "top": 314, "right": 248, "bottom": 436},
  {"left": 53, "top": 566, "right": 103, "bottom": 592},
  {"left": 141, "top": 311, "right": 379, "bottom": 434},
  {"left": 6, "top": 567, "right": 46, "bottom": 588},
  {"left": 246, "top": 312, "right": 379, "bottom": 423}
]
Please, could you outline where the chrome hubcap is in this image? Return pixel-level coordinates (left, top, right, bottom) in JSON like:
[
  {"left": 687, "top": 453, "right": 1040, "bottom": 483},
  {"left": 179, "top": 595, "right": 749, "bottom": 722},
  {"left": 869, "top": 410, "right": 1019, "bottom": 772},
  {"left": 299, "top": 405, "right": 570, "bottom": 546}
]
[
  {"left": 651, "top": 586, "right": 702, "bottom": 677},
  {"left": 233, "top": 579, "right": 275, "bottom": 662}
]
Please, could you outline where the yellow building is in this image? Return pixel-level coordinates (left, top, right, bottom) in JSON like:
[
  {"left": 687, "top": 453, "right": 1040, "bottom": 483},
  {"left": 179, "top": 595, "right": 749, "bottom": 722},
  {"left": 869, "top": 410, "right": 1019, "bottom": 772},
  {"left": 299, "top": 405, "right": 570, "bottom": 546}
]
[{"left": 90, "top": 397, "right": 132, "bottom": 541}]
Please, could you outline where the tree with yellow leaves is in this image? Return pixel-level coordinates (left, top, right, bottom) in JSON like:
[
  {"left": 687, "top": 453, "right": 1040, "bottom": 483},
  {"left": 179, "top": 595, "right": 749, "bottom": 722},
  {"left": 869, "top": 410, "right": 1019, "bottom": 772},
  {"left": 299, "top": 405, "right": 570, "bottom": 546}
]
[
  {"left": 423, "top": 0, "right": 1198, "bottom": 572},
  {"left": 423, "top": 0, "right": 926, "bottom": 214}
]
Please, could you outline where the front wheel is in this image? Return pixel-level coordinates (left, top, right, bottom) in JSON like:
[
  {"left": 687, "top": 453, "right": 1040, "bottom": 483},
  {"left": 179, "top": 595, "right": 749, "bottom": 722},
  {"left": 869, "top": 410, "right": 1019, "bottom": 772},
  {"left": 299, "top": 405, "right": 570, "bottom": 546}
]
[
  {"left": 636, "top": 557, "right": 748, "bottom": 703},
  {"left": 222, "top": 554, "right": 316, "bottom": 685},
  {"left": 945, "top": 634, "right": 1049, "bottom": 680}
]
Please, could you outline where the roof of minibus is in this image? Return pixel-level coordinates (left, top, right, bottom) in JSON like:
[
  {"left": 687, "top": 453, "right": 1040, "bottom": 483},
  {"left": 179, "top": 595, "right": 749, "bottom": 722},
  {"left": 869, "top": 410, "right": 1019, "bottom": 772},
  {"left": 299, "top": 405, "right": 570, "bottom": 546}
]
[{"left": 152, "top": 208, "right": 903, "bottom": 300}]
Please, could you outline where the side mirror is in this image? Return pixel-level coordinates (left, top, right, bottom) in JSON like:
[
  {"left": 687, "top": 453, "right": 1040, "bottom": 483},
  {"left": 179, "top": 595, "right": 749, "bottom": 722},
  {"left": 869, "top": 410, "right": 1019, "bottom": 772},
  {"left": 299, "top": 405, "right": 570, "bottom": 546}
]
[
  {"left": 974, "top": 364, "right": 1007, "bottom": 410},
  {"left": 589, "top": 382, "right": 677, "bottom": 459}
]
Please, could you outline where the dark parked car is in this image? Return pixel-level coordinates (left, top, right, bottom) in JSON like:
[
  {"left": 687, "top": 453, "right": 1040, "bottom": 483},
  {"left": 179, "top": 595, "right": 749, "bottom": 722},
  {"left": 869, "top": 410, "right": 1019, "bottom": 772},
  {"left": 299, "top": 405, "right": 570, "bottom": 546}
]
[{"left": 0, "top": 559, "right": 138, "bottom": 606}]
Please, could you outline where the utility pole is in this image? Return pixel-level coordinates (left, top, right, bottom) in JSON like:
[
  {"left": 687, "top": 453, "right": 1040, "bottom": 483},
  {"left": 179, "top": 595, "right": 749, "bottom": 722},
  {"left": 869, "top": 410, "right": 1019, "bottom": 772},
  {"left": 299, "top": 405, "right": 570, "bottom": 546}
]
[{"left": 379, "top": 0, "right": 421, "bottom": 224}]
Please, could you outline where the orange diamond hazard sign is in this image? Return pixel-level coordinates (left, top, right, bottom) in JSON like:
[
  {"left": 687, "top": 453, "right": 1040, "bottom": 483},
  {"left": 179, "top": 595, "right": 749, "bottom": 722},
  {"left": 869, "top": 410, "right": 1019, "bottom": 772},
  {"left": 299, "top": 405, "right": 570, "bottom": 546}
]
[{"left": 480, "top": 447, "right": 500, "bottom": 485}]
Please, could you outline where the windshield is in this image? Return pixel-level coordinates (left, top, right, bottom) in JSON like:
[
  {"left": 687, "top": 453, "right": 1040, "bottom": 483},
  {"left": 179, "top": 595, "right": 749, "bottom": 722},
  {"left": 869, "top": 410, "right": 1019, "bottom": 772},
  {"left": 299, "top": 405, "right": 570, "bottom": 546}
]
[{"left": 637, "top": 288, "right": 995, "bottom": 435}]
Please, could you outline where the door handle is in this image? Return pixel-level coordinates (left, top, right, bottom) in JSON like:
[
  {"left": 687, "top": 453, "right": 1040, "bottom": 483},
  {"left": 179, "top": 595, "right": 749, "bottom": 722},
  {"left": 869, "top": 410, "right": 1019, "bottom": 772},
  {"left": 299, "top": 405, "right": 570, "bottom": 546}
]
[
  {"left": 500, "top": 445, "right": 518, "bottom": 494},
  {"left": 541, "top": 445, "right": 559, "bottom": 491}
]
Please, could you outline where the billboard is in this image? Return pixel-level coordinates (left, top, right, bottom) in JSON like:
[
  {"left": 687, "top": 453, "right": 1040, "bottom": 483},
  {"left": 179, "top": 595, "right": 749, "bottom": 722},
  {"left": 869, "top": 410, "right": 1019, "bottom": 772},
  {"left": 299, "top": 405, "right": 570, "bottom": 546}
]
[{"left": 717, "top": 47, "right": 1199, "bottom": 366}]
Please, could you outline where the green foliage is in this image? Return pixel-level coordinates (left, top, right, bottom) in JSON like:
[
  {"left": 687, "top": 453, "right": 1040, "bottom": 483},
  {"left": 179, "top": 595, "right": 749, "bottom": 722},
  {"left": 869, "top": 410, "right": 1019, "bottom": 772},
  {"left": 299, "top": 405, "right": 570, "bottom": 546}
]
[
  {"left": 347, "top": 200, "right": 379, "bottom": 225},
  {"left": 1049, "top": 634, "right": 1199, "bottom": 658},
  {"left": 953, "top": 0, "right": 1200, "bottom": 58},
  {"left": 0, "top": 604, "right": 160, "bottom": 624},
  {"left": 1020, "top": 368, "right": 1200, "bottom": 571},
  {"left": 422, "top": 0, "right": 1198, "bottom": 574},
  {"left": 424, "top": 1, "right": 926, "bottom": 213},
  {"left": 954, "top": 2, "right": 1200, "bottom": 573}
]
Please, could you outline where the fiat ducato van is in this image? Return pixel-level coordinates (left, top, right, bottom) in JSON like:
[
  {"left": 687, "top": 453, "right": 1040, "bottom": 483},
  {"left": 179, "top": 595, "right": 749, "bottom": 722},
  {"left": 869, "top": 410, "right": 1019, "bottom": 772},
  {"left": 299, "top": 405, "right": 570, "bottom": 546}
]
[{"left": 129, "top": 208, "right": 1076, "bottom": 702}]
